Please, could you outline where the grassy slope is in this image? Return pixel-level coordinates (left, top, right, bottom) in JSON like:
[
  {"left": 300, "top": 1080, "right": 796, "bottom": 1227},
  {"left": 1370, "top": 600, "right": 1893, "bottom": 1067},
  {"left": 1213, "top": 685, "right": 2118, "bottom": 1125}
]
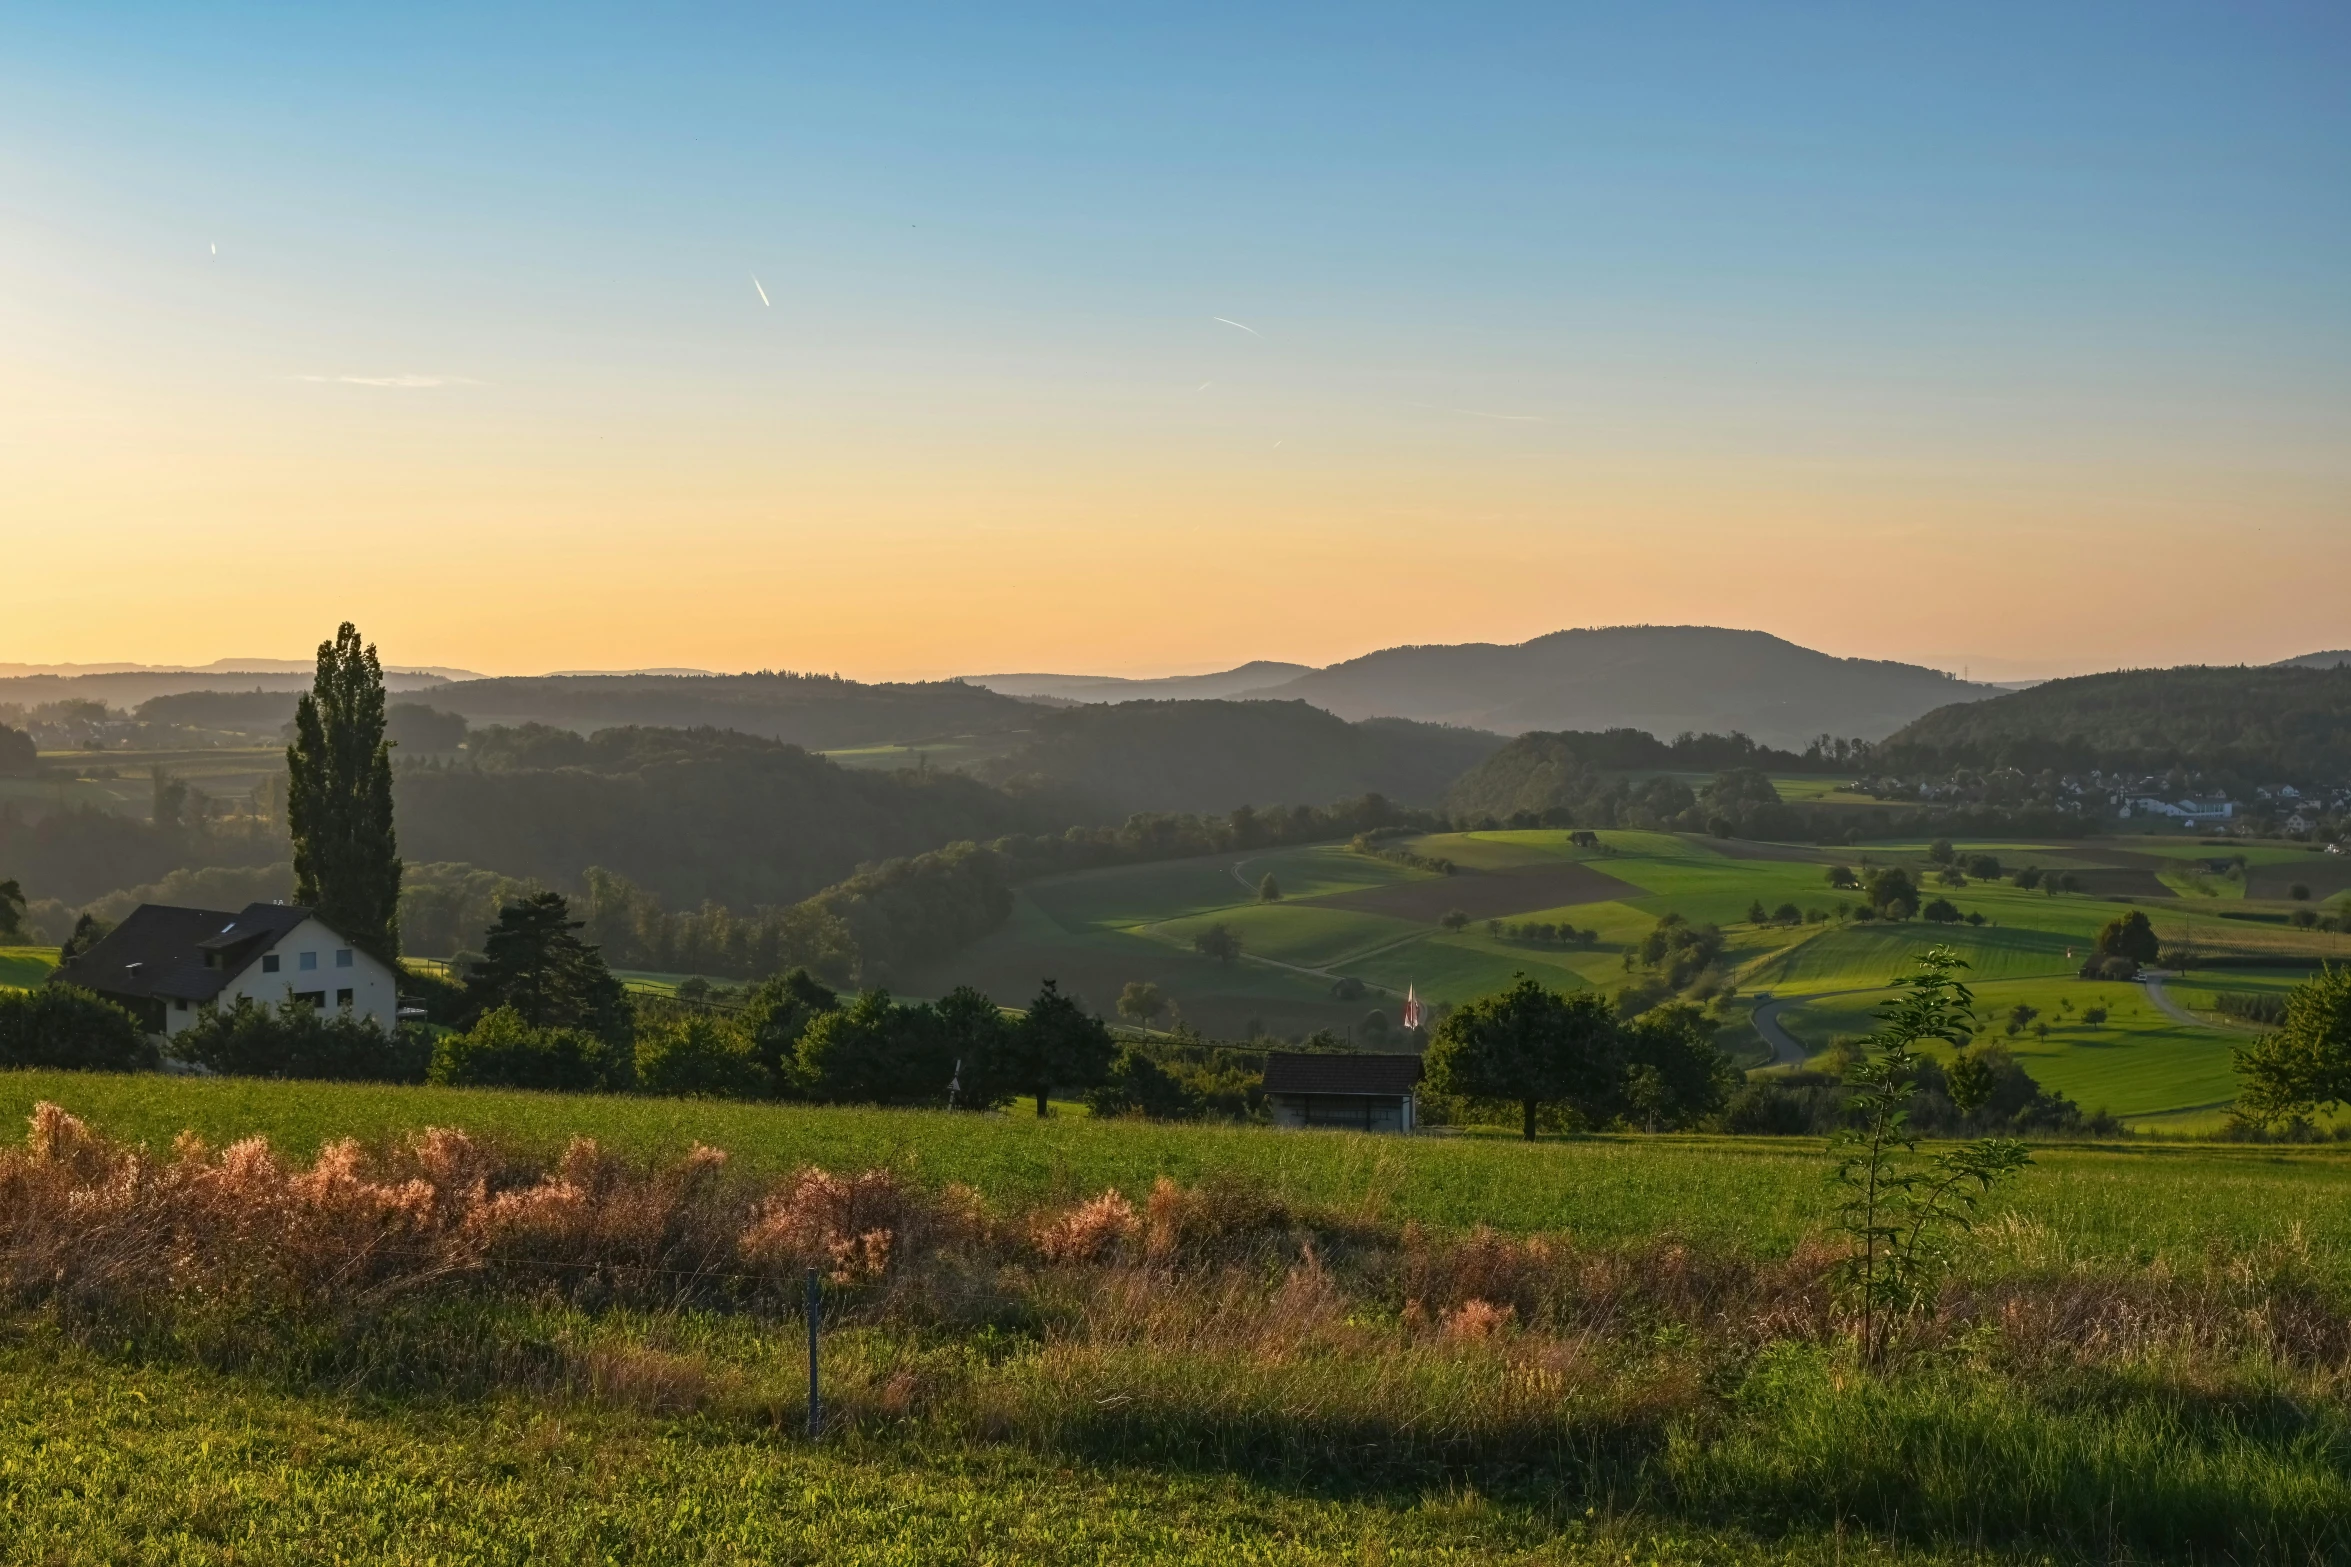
[
  {"left": 7, "top": 1072, "right": 2349, "bottom": 1270},
  {"left": 0, "top": 946, "right": 58, "bottom": 989},
  {"left": 906, "top": 826, "right": 2351, "bottom": 1119}
]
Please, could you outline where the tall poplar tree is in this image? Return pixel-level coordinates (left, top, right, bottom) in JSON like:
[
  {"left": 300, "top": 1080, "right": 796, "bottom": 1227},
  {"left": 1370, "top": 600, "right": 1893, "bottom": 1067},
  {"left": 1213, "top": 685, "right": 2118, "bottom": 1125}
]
[{"left": 287, "top": 622, "right": 402, "bottom": 960}]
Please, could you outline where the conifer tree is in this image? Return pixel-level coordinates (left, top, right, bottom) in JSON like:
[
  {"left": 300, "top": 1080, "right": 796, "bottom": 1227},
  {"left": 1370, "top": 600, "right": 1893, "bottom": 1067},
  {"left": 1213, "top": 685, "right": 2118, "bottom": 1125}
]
[{"left": 287, "top": 623, "right": 402, "bottom": 959}]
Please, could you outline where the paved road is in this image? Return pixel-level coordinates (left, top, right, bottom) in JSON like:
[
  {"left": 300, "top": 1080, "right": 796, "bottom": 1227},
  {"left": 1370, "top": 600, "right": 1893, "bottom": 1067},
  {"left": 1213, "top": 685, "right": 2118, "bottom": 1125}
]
[
  {"left": 2140, "top": 971, "right": 2257, "bottom": 1031},
  {"left": 1749, "top": 988, "right": 1876, "bottom": 1068}
]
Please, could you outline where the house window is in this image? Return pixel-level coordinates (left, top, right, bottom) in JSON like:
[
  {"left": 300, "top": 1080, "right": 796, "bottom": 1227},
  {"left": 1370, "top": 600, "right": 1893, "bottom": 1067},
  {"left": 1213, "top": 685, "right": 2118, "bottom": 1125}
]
[
  {"left": 335, "top": 949, "right": 353, "bottom": 968},
  {"left": 175, "top": 999, "right": 188, "bottom": 1011},
  {"left": 299, "top": 951, "right": 318, "bottom": 972},
  {"left": 262, "top": 954, "right": 280, "bottom": 973},
  {"left": 292, "top": 991, "right": 326, "bottom": 1009},
  {"left": 336, "top": 988, "right": 354, "bottom": 1008}
]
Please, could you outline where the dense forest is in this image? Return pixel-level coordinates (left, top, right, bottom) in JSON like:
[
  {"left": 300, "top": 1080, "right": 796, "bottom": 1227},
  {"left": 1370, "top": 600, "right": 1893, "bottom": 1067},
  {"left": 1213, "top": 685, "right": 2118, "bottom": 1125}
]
[
  {"left": 423, "top": 671, "right": 1038, "bottom": 750},
  {"left": 971, "top": 699, "right": 1503, "bottom": 814},
  {"left": 395, "top": 725, "right": 1081, "bottom": 910},
  {"left": 1878, "top": 666, "right": 2351, "bottom": 782}
]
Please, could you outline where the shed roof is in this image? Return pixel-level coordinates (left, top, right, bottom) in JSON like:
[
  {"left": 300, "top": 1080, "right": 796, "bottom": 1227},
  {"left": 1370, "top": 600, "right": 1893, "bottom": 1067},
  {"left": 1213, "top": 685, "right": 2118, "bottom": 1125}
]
[
  {"left": 54, "top": 902, "right": 316, "bottom": 1004},
  {"left": 1262, "top": 1050, "right": 1423, "bottom": 1098}
]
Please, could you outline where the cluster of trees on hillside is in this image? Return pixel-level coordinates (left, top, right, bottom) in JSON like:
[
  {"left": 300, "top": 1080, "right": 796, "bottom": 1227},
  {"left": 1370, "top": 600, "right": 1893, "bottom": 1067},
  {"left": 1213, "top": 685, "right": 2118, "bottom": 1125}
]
[
  {"left": 1878, "top": 665, "right": 2351, "bottom": 784},
  {"left": 424, "top": 670, "right": 1038, "bottom": 750},
  {"left": 391, "top": 723, "right": 1077, "bottom": 911},
  {"left": 551, "top": 793, "right": 1441, "bottom": 986},
  {"left": 972, "top": 699, "right": 1502, "bottom": 815},
  {"left": 1449, "top": 732, "right": 2099, "bottom": 842},
  {"left": 1425, "top": 976, "right": 1739, "bottom": 1138}
]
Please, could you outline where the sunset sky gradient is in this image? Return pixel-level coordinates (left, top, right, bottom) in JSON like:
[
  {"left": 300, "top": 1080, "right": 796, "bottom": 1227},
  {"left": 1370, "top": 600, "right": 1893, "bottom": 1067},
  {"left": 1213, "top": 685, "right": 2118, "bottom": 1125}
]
[{"left": 5, "top": 3, "right": 2346, "bottom": 679}]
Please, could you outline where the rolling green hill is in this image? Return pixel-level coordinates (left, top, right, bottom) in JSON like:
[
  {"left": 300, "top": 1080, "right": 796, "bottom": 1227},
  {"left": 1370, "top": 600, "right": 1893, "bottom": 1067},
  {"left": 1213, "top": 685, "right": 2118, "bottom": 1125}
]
[
  {"left": 970, "top": 699, "right": 1503, "bottom": 814},
  {"left": 907, "top": 826, "right": 2351, "bottom": 1123}
]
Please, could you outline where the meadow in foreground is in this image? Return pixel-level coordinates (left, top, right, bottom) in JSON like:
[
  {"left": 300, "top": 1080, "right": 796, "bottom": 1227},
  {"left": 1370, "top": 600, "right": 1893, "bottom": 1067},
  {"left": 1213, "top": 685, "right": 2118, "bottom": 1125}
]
[{"left": 3, "top": 1089, "right": 2348, "bottom": 1563}]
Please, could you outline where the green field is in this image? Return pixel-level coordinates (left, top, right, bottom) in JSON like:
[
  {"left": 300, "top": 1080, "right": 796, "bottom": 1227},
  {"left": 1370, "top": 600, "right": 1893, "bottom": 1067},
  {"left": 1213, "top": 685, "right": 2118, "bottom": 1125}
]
[
  {"left": 0, "top": 946, "right": 57, "bottom": 989},
  {"left": 906, "top": 828, "right": 2351, "bottom": 1123},
  {"left": 16, "top": 745, "right": 284, "bottom": 819},
  {"left": 9, "top": 1071, "right": 2349, "bottom": 1269},
  {"left": 4, "top": 1077, "right": 2350, "bottom": 1563}
]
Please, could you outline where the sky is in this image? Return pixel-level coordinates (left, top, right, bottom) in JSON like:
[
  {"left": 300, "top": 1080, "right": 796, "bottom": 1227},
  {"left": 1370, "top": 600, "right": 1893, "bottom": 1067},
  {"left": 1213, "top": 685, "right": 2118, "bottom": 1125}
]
[{"left": 3, "top": 2, "right": 2346, "bottom": 681}]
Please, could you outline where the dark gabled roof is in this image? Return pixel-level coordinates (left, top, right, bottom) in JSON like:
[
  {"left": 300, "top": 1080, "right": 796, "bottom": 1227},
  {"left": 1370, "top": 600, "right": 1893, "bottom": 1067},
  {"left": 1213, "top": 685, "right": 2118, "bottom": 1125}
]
[
  {"left": 1262, "top": 1050, "right": 1423, "bottom": 1098},
  {"left": 53, "top": 902, "right": 315, "bottom": 1004}
]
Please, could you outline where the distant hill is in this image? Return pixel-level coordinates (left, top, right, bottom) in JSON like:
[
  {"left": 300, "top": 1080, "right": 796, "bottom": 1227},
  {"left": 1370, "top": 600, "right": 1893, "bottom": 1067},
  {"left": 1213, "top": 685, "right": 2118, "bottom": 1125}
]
[
  {"left": 970, "top": 700, "right": 1504, "bottom": 815},
  {"left": 1877, "top": 665, "right": 2351, "bottom": 781},
  {"left": 395, "top": 725, "right": 1073, "bottom": 913},
  {"left": 1224, "top": 626, "right": 1992, "bottom": 749},
  {"left": 963, "top": 661, "right": 1314, "bottom": 704},
  {"left": 423, "top": 672, "right": 1040, "bottom": 751},
  {"left": 2278, "top": 650, "right": 2351, "bottom": 670},
  {"left": 0, "top": 667, "right": 452, "bottom": 709}
]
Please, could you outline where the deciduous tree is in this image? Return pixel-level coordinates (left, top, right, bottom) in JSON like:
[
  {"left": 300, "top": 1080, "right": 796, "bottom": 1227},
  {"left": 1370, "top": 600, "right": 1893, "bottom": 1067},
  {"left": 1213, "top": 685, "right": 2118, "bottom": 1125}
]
[{"left": 1425, "top": 975, "right": 1620, "bottom": 1140}]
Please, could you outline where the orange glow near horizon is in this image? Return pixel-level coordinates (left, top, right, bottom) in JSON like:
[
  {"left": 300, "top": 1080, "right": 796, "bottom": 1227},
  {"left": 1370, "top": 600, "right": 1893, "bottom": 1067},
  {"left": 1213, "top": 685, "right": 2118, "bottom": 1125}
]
[{"left": 7, "top": 360, "right": 2345, "bottom": 682}]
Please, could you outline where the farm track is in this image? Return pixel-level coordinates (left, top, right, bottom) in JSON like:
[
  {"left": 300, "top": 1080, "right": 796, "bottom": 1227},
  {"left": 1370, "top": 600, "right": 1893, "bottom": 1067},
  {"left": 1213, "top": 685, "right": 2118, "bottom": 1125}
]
[
  {"left": 2142, "top": 973, "right": 2261, "bottom": 1033},
  {"left": 1749, "top": 988, "right": 1875, "bottom": 1068}
]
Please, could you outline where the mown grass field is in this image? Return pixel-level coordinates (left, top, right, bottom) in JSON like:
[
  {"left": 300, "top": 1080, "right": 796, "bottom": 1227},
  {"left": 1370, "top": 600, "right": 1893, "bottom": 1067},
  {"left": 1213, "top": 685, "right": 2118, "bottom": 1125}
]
[{"left": 10, "top": 1335, "right": 1818, "bottom": 1567}]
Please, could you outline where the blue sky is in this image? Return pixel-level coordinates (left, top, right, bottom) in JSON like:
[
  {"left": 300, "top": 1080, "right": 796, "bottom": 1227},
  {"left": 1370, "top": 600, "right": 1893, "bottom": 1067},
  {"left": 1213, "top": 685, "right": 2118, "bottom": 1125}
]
[{"left": 4, "top": 2, "right": 2346, "bottom": 676}]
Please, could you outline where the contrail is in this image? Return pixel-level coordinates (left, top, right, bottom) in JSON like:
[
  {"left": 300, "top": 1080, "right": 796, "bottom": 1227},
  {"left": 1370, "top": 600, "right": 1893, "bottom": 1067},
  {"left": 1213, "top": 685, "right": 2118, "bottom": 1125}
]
[
  {"left": 751, "top": 274, "right": 770, "bottom": 307},
  {"left": 1212, "top": 316, "right": 1261, "bottom": 337}
]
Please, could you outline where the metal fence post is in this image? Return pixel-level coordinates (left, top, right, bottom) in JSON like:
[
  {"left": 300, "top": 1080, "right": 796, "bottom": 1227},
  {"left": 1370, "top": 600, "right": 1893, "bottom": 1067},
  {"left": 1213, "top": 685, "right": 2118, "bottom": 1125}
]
[{"left": 805, "top": 1266, "right": 822, "bottom": 1438}]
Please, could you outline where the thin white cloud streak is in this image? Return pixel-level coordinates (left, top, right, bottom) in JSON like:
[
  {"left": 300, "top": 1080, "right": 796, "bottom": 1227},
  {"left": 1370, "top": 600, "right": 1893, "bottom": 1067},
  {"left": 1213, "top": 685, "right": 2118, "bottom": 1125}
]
[
  {"left": 292, "top": 374, "right": 478, "bottom": 388},
  {"left": 1212, "top": 316, "right": 1262, "bottom": 337},
  {"left": 752, "top": 274, "right": 770, "bottom": 307}
]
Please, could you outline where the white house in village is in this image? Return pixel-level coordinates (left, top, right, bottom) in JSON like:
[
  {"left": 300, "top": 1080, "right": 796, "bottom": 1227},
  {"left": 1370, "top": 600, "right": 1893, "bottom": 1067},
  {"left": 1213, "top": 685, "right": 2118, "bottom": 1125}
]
[
  {"left": 2126, "top": 797, "right": 2234, "bottom": 823},
  {"left": 52, "top": 902, "right": 401, "bottom": 1037}
]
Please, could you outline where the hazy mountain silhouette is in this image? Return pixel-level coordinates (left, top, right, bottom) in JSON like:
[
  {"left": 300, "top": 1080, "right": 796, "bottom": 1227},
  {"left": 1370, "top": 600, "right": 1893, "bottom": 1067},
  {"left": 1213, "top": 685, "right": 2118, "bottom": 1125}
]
[
  {"left": 1224, "top": 626, "right": 1994, "bottom": 749},
  {"left": 2277, "top": 649, "right": 2351, "bottom": 670},
  {"left": 964, "top": 661, "right": 1314, "bottom": 703}
]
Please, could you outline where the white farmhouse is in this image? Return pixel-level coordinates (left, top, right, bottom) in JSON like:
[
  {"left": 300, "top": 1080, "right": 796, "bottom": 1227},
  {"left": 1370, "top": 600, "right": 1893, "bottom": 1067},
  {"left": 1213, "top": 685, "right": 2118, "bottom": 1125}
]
[{"left": 53, "top": 902, "right": 402, "bottom": 1038}]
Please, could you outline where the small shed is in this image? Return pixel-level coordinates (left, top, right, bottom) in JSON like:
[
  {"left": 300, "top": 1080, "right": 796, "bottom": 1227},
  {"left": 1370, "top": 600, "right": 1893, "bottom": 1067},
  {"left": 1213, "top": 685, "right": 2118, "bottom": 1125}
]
[{"left": 1263, "top": 1050, "right": 1423, "bottom": 1133}]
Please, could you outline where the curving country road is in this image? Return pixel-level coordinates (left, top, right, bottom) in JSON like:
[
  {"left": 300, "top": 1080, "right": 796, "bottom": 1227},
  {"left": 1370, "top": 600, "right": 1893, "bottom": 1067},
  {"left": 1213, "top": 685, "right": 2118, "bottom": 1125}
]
[
  {"left": 2140, "top": 971, "right": 2261, "bottom": 1031},
  {"left": 1748, "top": 988, "right": 1877, "bottom": 1068}
]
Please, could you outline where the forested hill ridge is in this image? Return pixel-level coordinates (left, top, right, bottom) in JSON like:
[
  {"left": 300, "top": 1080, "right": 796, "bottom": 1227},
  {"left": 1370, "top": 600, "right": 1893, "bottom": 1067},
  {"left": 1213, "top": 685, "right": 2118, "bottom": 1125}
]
[
  {"left": 392, "top": 725, "right": 1080, "bottom": 911},
  {"left": 1222, "top": 626, "right": 1995, "bottom": 750},
  {"left": 2277, "top": 649, "right": 2351, "bottom": 670},
  {"left": 422, "top": 671, "right": 1037, "bottom": 751},
  {"left": 969, "top": 700, "right": 1504, "bottom": 815},
  {"left": 1877, "top": 664, "right": 2351, "bottom": 782}
]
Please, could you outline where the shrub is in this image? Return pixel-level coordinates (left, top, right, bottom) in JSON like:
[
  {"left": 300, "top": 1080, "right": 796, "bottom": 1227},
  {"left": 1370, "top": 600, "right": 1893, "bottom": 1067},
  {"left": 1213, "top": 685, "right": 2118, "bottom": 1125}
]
[
  {"left": 634, "top": 1014, "right": 765, "bottom": 1099},
  {"left": 169, "top": 996, "right": 428, "bottom": 1082},
  {"left": 428, "top": 1005, "right": 633, "bottom": 1093},
  {"left": 1085, "top": 1046, "right": 1206, "bottom": 1120},
  {"left": 0, "top": 985, "right": 153, "bottom": 1072}
]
